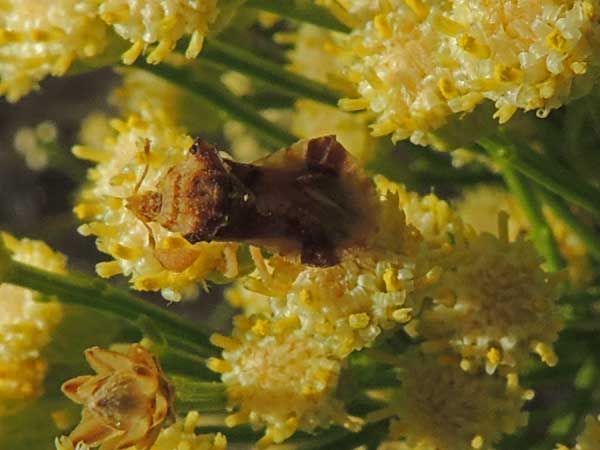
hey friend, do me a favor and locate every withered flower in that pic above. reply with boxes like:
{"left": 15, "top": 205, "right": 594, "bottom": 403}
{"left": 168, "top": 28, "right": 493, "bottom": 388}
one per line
{"left": 61, "top": 345, "right": 174, "bottom": 450}
{"left": 127, "top": 135, "right": 378, "bottom": 267}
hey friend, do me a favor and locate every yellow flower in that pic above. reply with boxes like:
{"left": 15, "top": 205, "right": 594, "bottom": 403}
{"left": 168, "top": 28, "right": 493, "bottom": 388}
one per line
{"left": 283, "top": 24, "right": 349, "bottom": 90}
{"left": 455, "top": 185, "right": 527, "bottom": 240}
{"left": 211, "top": 176, "right": 563, "bottom": 443}
{"left": 210, "top": 181, "right": 455, "bottom": 443}
{"left": 339, "top": 0, "right": 600, "bottom": 145}
{"left": 388, "top": 350, "right": 530, "bottom": 450}
{"left": 574, "top": 414, "right": 600, "bottom": 450}
{"left": 210, "top": 321, "right": 356, "bottom": 446}
{"left": 74, "top": 113, "right": 238, "bottom": 301}
{"left": 366, "top": 179, "right": 562, "bottom": 375}
{"left": 316, "top": 0, "right": 383, "bottom": 27}
{"left": 151, "top": 411, "right": 226, "bottom": 450}
{"left": 56, "top": 411, "right": 226, "bottom": 450}
{"left": 0, "top": 0, "right": 108, "bottom": 102}
{"left": 98, "top": 0, "right": 220, "bottom": 64}
{"left": 221, "top": 180, "right": 440, "bottom": 359}
{"left": 78, "top": 112, "right": 115, "bottom": 150}
{"left": 227, "top": 250, "right": 425, "bottom": 360}
{"left": 0, "top": 233, "right": 65, "bottom": 403}
{"left": 225, "top": 281, "right": 271, "bottom": 316}
{"left": 375, "top": 175, "right": 470, "bottom": 248}
{"left": 14, "top": 121, "right": 59, "bottom": 172}
{"left": 416, "top": 223, "right": 563, "bottom": 374}
{"left": 456, "top": 185, "right": 593, "bottom": 285}
{"left": 110, "top": 69, "right": 186, "bottom": 126}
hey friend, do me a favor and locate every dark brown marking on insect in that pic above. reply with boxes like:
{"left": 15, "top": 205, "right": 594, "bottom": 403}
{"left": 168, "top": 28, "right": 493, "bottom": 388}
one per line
{"left": 305, "top": 135, "right": 348, "bottom": 174}
{"left": 127, "top": 135, "right": 378, "bottom": 267}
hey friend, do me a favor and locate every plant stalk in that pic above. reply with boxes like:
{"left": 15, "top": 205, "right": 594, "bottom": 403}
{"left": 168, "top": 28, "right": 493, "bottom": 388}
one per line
{"left": 244, "top": 0, "right": 351, "bottom": 33}
{"left": 135, "top": 60, "right": 297, "bottom": 149}
{"left": 171, "top": 377, "right": 228, "bottom": 413}
{"left": 0, "top": 238, "right": 216, "bottom": 358}
{"left": 538, "top": 188, "right": 600, "bottom": 264}
{"left": 480, "top": 138, "right": 563, "bottom": 271}
{"left": 478, "top": 136, "right": 600, "bottom": 221}
{"left": 200, "top": 38, "right": 342, "bottom": 106}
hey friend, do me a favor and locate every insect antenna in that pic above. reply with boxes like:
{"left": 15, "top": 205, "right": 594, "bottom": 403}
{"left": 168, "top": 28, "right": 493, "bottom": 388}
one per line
{"left": 133, "top": 139, "right": 151, "bottom": 194}
{"left": 141, "top": 220, "right": 156, "bottom": 249}
{"left": 131, "top": 139, "right": 156, "bottom": 249}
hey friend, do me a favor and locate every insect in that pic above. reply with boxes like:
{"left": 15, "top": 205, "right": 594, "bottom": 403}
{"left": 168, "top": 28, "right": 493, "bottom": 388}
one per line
{"left": 127, "top": 135, "right": 378, "bottom": 267}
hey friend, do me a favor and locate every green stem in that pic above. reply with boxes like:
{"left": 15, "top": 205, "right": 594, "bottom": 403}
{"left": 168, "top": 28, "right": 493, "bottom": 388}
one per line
{"left": 0, "top": 239, "right": 216, "bottom": 357}
{"left": 492, "top": 156, "right": 564, "bottom": 271}
{"left": 148, "top": 343, "right": 219, "bottom": 381}
{"left": 170, "top": 377, "right": 228, "bottom": 413}
{"left": 196, "top": 425, "right": 262, "bottom": 443}
{"left": 538, "top": 188, "right": 600, "bottom": 264}
{"left": 135, "top": 60, "right": 296, "bottom": 149}
{"left": 478, "top": 136, "right": 600, "bottom": 220}
{"left": 296, "top": 421, "right": 389, "bottom": 450}
{"left": 244, "top": 0, "right": 351, "bottom": 33}
{"left": 200, "top": 38, "right": 342, "bottom": 106}
{"left": 585, "top": 96, "right": 600, "bottom": 142}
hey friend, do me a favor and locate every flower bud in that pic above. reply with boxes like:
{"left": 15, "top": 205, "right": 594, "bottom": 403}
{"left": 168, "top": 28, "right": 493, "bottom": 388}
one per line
{"left": 61, "top": 345, "right": 174, "bottom": 450}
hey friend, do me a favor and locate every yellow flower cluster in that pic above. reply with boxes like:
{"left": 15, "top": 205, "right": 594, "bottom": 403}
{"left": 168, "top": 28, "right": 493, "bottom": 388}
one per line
{"left": 416, "top": 227, "right": 562, "bottom": 375}
{"left": 56, "top": 411, "right": 227, "bottom": 450}
{"left": 378, "top": 178, "right": 563, "bottom": 374}
{"left": 0, "top": 233, "right": 65, "bottom": 404}
{"left": 0, "top": 0, "right": 107, "bottom": 102}
{"left": 556, "top": 415, "right": 600, "bottom": 450}
{"left": 375, "top": 176, "right": 469, "bottom": 247}
{"left": 110, "top": 69, "right": 186, "bottom": 126}
{"left": 98, "top": 0, "right": 219, "bottom": 64}
{"left": 0, "top": 0, "right": 226, "bottom": 102}
{"left": 210, "top": 325, "right": 352, "bottom": 446}
{"left": 456, "top": 185, "right": 593, "bottom": 285}
{"left": 210, "top": 176, "right": 561, "bottom": 445}
{"left": 316, "top": 0, "right": 383, "bottom": 27}
{"left": 151, "top": 411, "right": 227, "bottom": 450}
{"left": 73, "top": 113, "right": 238, "bottom": 301}
{"left": 337, "top": 0, "right": 600, "bottom": 145}
{"left": 209, "top": 184, "right": 440, "bottom": 443}
{"left": 388, "top": 350, "right": 530, "bottom": 450}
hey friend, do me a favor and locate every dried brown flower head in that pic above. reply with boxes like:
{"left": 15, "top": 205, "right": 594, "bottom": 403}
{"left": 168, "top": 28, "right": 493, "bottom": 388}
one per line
{"left": 127, "top": 135, "right": 378, "bottom": 267}
{"left": 61, "top": 344, "right": 174, "bottom": 450}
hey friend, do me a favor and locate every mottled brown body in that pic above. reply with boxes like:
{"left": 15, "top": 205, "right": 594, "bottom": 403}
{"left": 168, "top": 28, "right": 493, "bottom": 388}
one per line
{"left": 128, "top": 136, "right": 377, "bottom": 266}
